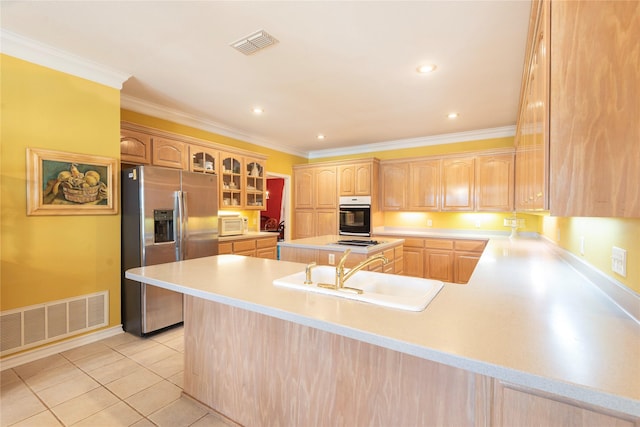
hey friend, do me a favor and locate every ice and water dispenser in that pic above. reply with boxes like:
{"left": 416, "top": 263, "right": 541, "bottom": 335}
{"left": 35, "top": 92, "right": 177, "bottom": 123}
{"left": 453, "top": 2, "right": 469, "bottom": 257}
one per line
{"left": 153, "top": 209, "right": 174, "bottom": 243}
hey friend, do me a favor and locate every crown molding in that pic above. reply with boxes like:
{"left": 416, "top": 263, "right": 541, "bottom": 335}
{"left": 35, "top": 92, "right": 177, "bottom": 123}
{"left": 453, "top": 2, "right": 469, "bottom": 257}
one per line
{"left": 120, "top": 94, "right": 309, "bottom": 159}
{"left": 307, "top": 126, "right": 517, "bottom": 159}
{"left": 0, "top": 29, "right": 130, "bottom": 89}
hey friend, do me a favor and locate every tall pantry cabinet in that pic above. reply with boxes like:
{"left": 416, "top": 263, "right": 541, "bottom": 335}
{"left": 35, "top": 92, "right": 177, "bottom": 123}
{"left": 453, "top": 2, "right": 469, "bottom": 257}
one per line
{"left": 293, "top": 165, "right": 338, "bottom": 239}
{"left": 515, "top": 0, "right": 640, "bottom": 217}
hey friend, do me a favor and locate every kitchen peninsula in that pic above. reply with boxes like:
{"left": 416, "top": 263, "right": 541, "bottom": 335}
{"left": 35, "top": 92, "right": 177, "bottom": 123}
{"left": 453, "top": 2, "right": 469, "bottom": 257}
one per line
{"left": 277, "top": 235, "right": 405, "bottom": 274}
{"left": 125, "top": 237, "right": 640, "bottom": 426}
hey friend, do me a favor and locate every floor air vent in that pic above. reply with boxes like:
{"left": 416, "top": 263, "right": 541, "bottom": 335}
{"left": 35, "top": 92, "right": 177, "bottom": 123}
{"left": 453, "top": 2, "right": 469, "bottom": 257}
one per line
{"left": 0, "top": 291, "right": 108, "bottom": 356}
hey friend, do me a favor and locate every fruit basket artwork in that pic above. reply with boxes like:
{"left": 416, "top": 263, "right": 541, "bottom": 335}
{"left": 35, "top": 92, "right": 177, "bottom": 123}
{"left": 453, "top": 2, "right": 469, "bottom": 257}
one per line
{"left": 26, "top": 148, "right": 118, "bottom": 216}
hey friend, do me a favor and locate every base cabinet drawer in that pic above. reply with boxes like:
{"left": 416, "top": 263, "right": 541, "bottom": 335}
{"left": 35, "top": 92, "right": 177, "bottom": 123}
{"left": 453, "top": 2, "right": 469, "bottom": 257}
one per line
{"left": 219, "top": 236, "right": 278, "bottom": 259}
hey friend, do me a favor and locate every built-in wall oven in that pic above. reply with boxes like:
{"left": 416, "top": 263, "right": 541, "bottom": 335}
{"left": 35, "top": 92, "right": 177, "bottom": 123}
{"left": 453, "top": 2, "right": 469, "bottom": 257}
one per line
{"left": 339, "top": 196, "right": 371, "bottom": 236}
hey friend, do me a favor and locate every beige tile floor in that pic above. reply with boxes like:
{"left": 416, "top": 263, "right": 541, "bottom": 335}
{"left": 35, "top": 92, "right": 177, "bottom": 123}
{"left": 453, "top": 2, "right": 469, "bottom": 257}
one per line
{"left": 1, "top": 326, "right": 237, "bottom": 427}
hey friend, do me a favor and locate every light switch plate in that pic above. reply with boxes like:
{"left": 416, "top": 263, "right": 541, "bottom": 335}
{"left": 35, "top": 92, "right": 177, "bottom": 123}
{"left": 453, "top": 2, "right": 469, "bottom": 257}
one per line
{"left": 611, "top": 246, "right": 627, "bottom": 277}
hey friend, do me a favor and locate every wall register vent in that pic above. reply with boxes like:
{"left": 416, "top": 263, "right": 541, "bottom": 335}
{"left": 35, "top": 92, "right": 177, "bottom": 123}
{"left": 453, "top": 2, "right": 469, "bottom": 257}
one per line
{"left": 230, "top": 30, "right": 278, "bottom": 55}
{"left": 0, "top": 291, "right": 108, "bottom": 356}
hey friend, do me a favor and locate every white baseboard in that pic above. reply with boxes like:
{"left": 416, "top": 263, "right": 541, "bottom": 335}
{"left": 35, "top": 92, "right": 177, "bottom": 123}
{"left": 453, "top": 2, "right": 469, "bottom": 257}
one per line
{"left": 0, "top": 325, "right": 124, "bottom": 371}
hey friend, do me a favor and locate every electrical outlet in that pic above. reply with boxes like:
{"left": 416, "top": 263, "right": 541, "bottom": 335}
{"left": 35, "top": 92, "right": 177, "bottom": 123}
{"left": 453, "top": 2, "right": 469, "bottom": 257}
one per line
{"left": 580, "top": 236, "right": 585, "bottom": 255}
{"left": 475, "top": 220, "right": 481, "bottom": 228}
{"left": 427, "top": 219, "right": 433, "bottom": 227}
{"left": 611, "top": 247, "right": 627, "bottom": 277}
{"left": 328, "top": 253, "right": 335, "bottom": 265}
{"left": 504, "top": 218, "right": 511, "bottom": 227}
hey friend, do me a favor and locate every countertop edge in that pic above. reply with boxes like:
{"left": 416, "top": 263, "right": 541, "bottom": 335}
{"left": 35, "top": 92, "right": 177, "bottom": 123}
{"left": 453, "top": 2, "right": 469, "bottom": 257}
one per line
{"left": 125, "top": 253, "right": 640, "bottom": 417}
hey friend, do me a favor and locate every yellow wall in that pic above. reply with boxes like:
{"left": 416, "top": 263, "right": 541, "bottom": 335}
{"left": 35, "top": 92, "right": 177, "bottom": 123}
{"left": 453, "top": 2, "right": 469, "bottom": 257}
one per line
{"left": 1, "top": 56, "right": 121, "bottom": 328}
{"left": 542, "top": 216, "right": 640, "bottom": 293}
{"left": 383, "top": 212, "right": 540, "bottom": 233}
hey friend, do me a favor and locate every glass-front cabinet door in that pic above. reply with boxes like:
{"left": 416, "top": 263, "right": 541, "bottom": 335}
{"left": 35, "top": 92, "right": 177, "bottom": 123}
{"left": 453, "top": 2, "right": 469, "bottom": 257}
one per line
{"left": 245, "top": 158, "right": 266, "bottom": 210}
{"left": 189, "top": 146, "right": 218, "bottom": 175}
{"left": 220, "top": 152, "right": 242, "bottom": 208}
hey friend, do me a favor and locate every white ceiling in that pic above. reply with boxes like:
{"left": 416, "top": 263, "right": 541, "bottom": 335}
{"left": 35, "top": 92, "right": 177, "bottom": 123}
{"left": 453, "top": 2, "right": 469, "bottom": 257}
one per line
{"left": 1, "top": 1, "right": 531, "bottom": 158}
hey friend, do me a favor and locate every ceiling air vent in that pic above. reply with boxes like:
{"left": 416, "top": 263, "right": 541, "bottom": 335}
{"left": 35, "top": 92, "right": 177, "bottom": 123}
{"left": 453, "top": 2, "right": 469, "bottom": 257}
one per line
{"left": 230, "top": 30, "right": 278, "bottom": 55}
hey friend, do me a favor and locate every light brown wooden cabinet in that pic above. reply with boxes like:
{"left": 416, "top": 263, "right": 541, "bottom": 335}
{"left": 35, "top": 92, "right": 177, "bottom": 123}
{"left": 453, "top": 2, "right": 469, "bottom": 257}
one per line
{"left": 120, "top": 123, "right": 268, "bottom": 210}
{"left": 400, "top": 238, "right": 425, "bottom": 278}
{"left": 476, "top": 153, "right": 515, "bottom": 212}
{"left": 218, "top": 235, "right": 278, "bottom": 259}
{"left": 219, "top": 152, "right": 243, "bottom": 208}
{"left": 189, "top": 146, "right": 218, "bottom": 176}
{"left": 384, "top": 235, "right": 486, "bottom": 284}
{"left": 516, "top": 0, "right": 640, "bottom": 217}
{"left": 380, "top": 162, "right": 408, "bottom": 210}
{"left": 339, "top": 162, "right": 373, "bottom": 196}
{"left": 293, "top": 165, "right": 338, "bottom": 238}
{"left": 441, "top": 157, "right": 475, "bottom": 211}
{"left": 152, "top": 137, "right": 188, "bottom": 170}
{"left": 492, "top": 381, "right": 639, "bottom": 427}
{"left": 244, "top": 158, "right": 266, "bottom": 210}
{"left": 380, "top": 150, "right": 513, "bottom": 213}
{"left": 279, "top": 243, "right": 404, "bottom": 275}
{"left": 120, "top": 129, "right": 151, "bottom": 165}
{"left": 409, "top": 159, "right": 440, "bottom": 211}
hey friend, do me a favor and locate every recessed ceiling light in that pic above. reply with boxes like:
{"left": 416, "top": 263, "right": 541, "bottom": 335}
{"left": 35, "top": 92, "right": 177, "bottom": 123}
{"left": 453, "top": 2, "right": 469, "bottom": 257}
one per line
{"left": 317, "top": 134, "right": 326, "bottom": 140}
{"left": 447, "top": 112, "right": 459, "bottom": 119}
{"left": 417, "top": 64, "right": 437, "bottom": 74}
{"left": 252, "top": 107, "right": 264, "bottom": 114}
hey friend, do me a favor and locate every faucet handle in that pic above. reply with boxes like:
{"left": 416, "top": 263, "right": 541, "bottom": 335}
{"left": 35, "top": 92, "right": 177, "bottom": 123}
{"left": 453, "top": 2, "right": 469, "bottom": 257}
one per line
{"left": 304, "top": 262, "right": 317, "bottom": 285}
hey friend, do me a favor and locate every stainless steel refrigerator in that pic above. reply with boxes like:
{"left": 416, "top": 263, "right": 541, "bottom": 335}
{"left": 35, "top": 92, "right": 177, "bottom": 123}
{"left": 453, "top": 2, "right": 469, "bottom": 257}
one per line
{"left": 121, "top": 165, "right": 218, "bottom": 336}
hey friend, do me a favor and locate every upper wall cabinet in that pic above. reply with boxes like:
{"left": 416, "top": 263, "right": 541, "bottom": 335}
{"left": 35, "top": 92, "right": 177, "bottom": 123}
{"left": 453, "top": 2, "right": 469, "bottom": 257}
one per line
{"left": 441, "top": 157, "right": 475, "bottom": 211}
{"left": 121, "top": 129, "right": 151, "bottom": 165}
{"left": 409, "top": 159, "right": 440, "bottom": 211}
{"left": 380, "top": 150, "right": 513, "bottom": 212}
{"left": 380, "top": 162, "right": 408, "bottom": 211}
{"left": 120, "top": 122, "right": 268, "bottom": 210}
{"left": 152, "top": 137, "right": 188, "bottom": 170}
{"left": 515, "top": 0, "right": 640, "bottom": 217}
{"left": 245, "top": 158, "right": 266, "bottom": 210}
{"left": 476, "top": 153, "right": 514, "bottom": 212}
{"left": 339, "top": 162, "right": 374, "bottom": 196}
{"left": 189, "top": 146, "right": 218, "bottom": 175}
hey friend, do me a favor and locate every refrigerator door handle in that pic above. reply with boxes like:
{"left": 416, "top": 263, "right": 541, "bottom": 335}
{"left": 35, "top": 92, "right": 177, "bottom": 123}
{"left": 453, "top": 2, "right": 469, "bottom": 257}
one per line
{"left": 175, "top": 191, "right": 183, "bottom": 261}
{"left": 181, "top": 191, "right": 189, "bottom": 260}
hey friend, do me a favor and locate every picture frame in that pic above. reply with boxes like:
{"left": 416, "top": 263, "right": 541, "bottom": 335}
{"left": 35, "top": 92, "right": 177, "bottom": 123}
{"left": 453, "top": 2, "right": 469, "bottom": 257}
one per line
{"left": 26, "top": 148, "right": 118, "bottom": 216}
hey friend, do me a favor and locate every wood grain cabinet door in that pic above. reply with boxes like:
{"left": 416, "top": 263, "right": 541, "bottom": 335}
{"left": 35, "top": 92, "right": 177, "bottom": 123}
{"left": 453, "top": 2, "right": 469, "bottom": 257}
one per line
{"left": 152, "top": 137, "right": 188, "bottom": 169}
{"left": 441, "top": 157, "right": 475, "bottom": 211}
{"left": 294, "top": 169, "right": 314, "bottom": 209}
{"left": 120, "top": 129, "right": 151, "bottom": 165}
{"left": 409, "top": 159, "right": 440, "bottom": 211}
{"left": 476, "top": 154, "right": 514, "bottom": 212}
{"left": 424, "top": 250, "right": 453, "bottom": 282}
{"left": 380, "top": 163, "right": 408, "bottom": 210}
{"left": 314, "top": 167, "right": 337, "bottom": 209}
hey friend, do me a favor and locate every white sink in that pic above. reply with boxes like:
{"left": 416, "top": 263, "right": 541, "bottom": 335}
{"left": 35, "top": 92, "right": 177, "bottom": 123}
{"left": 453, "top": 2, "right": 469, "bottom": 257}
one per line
{"left": 273, "top": 266, "right": 444, "bottom": 311}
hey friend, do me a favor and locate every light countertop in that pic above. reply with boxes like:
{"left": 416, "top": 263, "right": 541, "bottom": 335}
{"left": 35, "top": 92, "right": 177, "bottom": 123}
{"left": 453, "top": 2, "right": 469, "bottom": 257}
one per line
{"left": 125, "top": 237, "right": 640, "bottom": 417}
{"left": 277, "top": 234, "right": 404, "bottom": 253}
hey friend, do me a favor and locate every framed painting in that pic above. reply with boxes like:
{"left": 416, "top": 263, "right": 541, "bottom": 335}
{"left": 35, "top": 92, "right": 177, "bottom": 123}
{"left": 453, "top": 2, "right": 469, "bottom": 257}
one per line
{"left": 26, "top": 148, "right": 118, "bottom": 215}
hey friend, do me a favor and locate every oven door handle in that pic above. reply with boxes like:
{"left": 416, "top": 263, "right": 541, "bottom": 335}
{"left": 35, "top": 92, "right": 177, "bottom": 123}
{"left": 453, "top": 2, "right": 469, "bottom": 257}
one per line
{"left": 339, "top": 204, "right": 371, "bottom": 209}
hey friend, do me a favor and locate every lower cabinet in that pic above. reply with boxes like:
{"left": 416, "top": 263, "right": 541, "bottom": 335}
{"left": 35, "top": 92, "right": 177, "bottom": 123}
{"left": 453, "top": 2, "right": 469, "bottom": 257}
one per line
{"left": 294, "top": 209, "right": 337, "bottom": 239}
{"left": 425, "top": 250, "right": 454, "bottom": 283}
{"left": 492, "top": 381, "right": 639, "bottom": 427}
{"left": 218, "top": 235, "right": 278, "bottom": 259}
{"left": 279, "top": 244, "right": 403, "bottom": 274}
{"left": 388, "top": 236, "right": 486, "bottom": 284}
